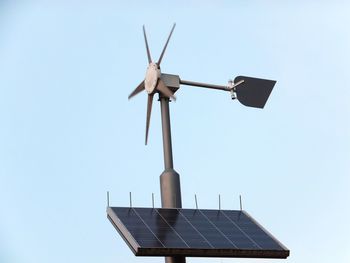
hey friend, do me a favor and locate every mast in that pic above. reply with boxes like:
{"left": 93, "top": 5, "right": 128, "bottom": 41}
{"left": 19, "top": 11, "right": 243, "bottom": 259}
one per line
{"left": 159, "top": 95, "right": 185, "bottom": 263}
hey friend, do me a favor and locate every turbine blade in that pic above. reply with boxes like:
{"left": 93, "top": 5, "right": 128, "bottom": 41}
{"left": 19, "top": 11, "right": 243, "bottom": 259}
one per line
{"left": 145, "top": 93, "right": 154, "bottom": 145}
{"left": 143, "top": 25, "right": 152, "bottom": 63}
{"left": 157, "top": 79, "right": 176, "bottom": 101}
{"left": 128, "top": 81, "right": 145, "bottom": 99}
{"left": 157, "top": 23, "right": 176, "bottom": 66}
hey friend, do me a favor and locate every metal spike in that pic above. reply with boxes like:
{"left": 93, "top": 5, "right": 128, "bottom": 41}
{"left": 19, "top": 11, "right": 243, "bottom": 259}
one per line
{"left": 143, "top": 25, "right": 152, "bottom": 64}
{"left": 107, "top": 191, "right": 110, "bottom": 207}
{"left": 129, "top": 192, "right": 132, "bottom": 207}
{"left": 145, "top": 93, "right": 154, "bottom": 145}
{"left": 157, "top": 23, "right": 176, "bottom": 66}
{"left": 195, "top": 194, "right": 198, "bottom": 209}
{"left": 157, "top": 79, "right": 176, "bottom": 100}
{"left": 128, "top": 81, "right": 145, "bottom": 99}
{"left": 239, "top": 195, "right": 243, "bottom": 211}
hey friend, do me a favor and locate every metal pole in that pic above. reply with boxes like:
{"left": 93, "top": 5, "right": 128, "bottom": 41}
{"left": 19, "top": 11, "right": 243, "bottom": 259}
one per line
{"left": 159, "top": 95, "right": 185, "bottom": 263}
{"left": 160, "top": 97, "right": 174, "bottom": 170}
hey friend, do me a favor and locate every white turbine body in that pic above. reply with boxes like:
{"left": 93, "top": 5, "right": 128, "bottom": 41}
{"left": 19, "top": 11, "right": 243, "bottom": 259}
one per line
{"left": 145, "top": 63, "right": 160, "bottom": 94}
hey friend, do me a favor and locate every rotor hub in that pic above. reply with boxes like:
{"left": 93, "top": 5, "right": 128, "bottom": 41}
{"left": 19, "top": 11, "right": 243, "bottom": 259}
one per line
{"left": 145, "top": 63, "right": 160, "bottom": 94}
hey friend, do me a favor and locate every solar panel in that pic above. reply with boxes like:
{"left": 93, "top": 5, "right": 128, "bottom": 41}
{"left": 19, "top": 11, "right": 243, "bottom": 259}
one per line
{"left": 107, "top": 207, "right": 289, "bottom": 258}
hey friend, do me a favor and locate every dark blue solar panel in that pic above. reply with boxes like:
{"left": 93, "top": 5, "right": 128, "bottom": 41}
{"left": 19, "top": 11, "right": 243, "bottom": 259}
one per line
{"left": 107, "top": 207, "right": 289, "bottom": 258}
{"left": 200, "top": 209, "right": 261, "bottom": 249}
{"left": 180, "top": 209, "right": 233, "bottom": 248}
{"left": 223, "top": 210, "right": 283, "bottom": 250}
{"left": 156, "top": 208, "right": 211, "bottom": 249}
{"left": 134, "top": 208, "right": 187, "bottom": 248}
{"left": 112, "top": 207, "right": 164, "bottom": 248}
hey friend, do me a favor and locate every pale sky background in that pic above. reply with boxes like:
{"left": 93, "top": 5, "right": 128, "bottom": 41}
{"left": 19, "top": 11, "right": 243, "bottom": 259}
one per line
{"left": 0, "top": 1, "right": 349, "bottom": 263}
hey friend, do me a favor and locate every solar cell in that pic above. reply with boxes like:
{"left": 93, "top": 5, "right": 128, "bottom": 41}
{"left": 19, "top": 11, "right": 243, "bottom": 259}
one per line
{"left": 107, "top": 207, "right": 289, "bottom": 258}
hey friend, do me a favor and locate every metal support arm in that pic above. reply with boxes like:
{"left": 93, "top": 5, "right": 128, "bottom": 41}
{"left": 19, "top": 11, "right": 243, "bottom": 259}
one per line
{"left": 180, "top": 79, "right": 229, "bottom": 91}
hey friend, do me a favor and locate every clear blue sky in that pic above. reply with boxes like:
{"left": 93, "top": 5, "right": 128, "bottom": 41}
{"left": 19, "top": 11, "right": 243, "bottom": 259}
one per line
{"left": 0, "top": 1, "right": 349, "bottom": 263}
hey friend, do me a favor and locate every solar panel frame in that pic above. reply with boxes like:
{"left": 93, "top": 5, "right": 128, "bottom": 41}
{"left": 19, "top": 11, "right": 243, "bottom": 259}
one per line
{"left": 107, "top": 207, "right": 289, "bottom": 258}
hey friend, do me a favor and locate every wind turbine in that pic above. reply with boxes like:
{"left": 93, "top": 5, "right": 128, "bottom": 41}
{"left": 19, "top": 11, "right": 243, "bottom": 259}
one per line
{"left": 128, "top": 23, "right": 276, "bottom": 145}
